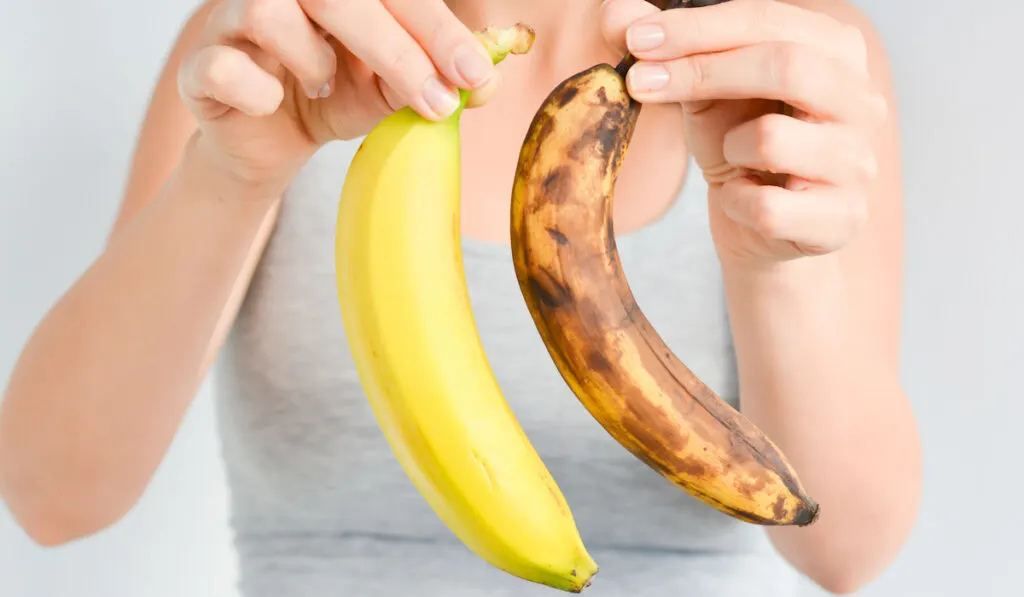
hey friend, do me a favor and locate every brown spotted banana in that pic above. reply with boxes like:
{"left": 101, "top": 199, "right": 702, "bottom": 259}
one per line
{"left": 509, "top": 2, "right": 820, "bottom": 527}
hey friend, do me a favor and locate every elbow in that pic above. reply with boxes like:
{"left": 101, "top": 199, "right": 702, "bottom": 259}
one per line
{"left": 15, "top": 515, "right": 89, "bottom": 549}
{"left": 794, "top": 505, "right": 921, "bottom": 595}
{"left": 806, "top": 568, "right": 877, "bottom": 596}
{"left": 793, "top": 544, "right": 903, "bottom": 595}
{"left": 794, "top": 508, "right": 921, "bottom": 596}
{"left": 782, "top": 485, "right": 922, "bottom": 596}
{"left": 0, "top": 451, "right": 140, "bottom": 548}
{"left": 2, "top": 481, "right": 134, "bottom": 548}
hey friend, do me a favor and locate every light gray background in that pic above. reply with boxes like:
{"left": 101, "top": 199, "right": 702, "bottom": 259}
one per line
{"left": 1, "top": 1, "right": 1019, "bottom": 596}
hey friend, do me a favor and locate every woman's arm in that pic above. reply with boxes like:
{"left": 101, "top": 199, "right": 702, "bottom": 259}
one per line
{"left": 723, "top": 3, "right": 921, "bottom": 593}
{"left": 0, "top": 1, "right": 283, "bottom": 546}
{"left": 609, "top": 0, "right": 922, "bottom": 586}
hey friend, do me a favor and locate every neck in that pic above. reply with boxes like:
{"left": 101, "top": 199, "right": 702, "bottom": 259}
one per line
{"left": 448, "top": 0, "right": 599, "bottom": 28}
{"left": 448, "top": 0, "right": 621, "bottom": 77}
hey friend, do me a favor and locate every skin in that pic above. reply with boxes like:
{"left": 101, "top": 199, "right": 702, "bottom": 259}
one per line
{"left": 0, "top": 0, "right": 921, "bottom": 594}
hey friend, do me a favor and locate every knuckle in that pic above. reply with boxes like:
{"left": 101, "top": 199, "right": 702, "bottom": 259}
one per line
{"left": 682, "top": 55, "right": 710, "bottom": 97}
{"left": 842, "top": 24, "right": 869, "bottom": 69}
{"left": 750, "top": 0, "right": 785, "bottom": 39}
{"left": 680, "top": 10, "right": 705, "bottom": 48}
{"left": 198, "top": 47, "right": 241, "bottom": 91}
{"left": 239, "top": 0, "right": 278, "bottom": 41}
{"left": 301, "top": 0, "right": 337, "bottom": 16}
{"left": 384, "top": 44, "right": 429, "bottom": 93}
{"left": 847, "top": 194, "right": 870, "bottom": 233}
{"left": 748, "top": 187, "right": 781, "bottom": 238}
{"left": 753, "top": 115, "right": 786, "bottom": 165}
{"left": 855, "top": 150, "right": 879, "bottom": 183}
{"left": 768, "top": 42, "right": 805, "bottom": 92}
{"left": 867, "top": 90, "right": 889, "bottom": 126}
{"left": 431, "top": 19, "right": 470, "bottom": 54}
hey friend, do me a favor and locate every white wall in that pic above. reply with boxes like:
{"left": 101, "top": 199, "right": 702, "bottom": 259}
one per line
{"left": 1, "top": 1, "right": 1020, "bottom": 596}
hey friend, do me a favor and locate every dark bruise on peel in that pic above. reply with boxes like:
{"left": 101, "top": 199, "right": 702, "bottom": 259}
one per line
{"left": 546, "top": 227, "right": 569, "bottom": 245}
{"left": 558, "top": 86, "right": 579, "bottom": 107}
{"left": 567, "top": 89, "right": 634, "bottom": 163}
{"left": 584, "top": 348, "right": 614, "bottom": 375}
{"left": 526, "top": 269, "right": 572, "bottom": 310}
{"left": 773, "top": 495, "right": 788, "bottom": 521}
{"left": 541, "top": 166, "right": 574, "bottom": 205}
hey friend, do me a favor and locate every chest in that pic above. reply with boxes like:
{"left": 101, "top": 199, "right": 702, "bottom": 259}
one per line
{"left": 214, "top": 140, "right": 739, "bottom": 532}
{"left": 457, "top": 100, "right": 690, "bottom": 244}
{"left": 233, "top": 139, "right": 734, "bottom": 403}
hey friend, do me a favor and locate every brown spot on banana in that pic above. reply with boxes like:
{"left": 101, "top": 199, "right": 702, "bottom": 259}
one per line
{"left": 510, "top": 59, "right": 819, "bottom": 527}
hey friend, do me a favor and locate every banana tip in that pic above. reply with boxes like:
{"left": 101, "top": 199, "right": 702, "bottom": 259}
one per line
{"left": 570, "top": 567, "right": 598, "bottom": 593}
{"left": 796, "top": 502, "right": 821, "bottom": 527}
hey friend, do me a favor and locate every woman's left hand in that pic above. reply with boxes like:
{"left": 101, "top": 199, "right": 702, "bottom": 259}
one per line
{"left": 601, "top": 0, "right": 889, "bottom": 267}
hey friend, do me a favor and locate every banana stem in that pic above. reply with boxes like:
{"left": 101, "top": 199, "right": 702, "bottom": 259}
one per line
{"left": 452, "top": 23, "right": 537, "bottom": 113}
{"left": 615, "top": 0, "right": 705, "bottom": 77}
{"left": 473, "top": 23, "right": 537, "bottom": 65}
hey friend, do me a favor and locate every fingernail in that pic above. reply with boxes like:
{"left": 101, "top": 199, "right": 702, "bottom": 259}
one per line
{"left": 423, "top": 77, "right": 460, "bottom": 118}
{"left": 306, "top": 79, "right": 332, "bottom": 99}
{"left": 628, "top": 63, "right": 670, "bottom": 93}
{"left": 317, "top": 80, "right": 333, "bottom": 99}
{"left": 627, "top": 23, "right": 665, "bottom": 52}
{"left": 453, "top": 44, "right": 493, "bottom": 88}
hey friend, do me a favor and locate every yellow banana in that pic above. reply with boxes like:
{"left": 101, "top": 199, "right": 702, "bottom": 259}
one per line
{"left": 334, "top": 23, "right": 597, "bottom": 593}
{"left": 509, "top": 50, "right": 821, "bottom": 527}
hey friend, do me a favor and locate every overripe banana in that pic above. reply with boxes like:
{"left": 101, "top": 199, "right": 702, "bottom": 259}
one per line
{"left": 334, "top": 24, "right": 597, "bottom": 593}
{"left": 509, "top": 2, "right": 821, "bottom": 527}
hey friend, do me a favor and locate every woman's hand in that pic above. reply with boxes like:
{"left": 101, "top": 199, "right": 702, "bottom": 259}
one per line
{"left": 177, "top": 0, "right": 500, "bottom": 194}
{"left": 602, "top": 0, "right": 889, "bottom": 267}
{"left": 604, "top": 4, "right": 919, "bottom": 592}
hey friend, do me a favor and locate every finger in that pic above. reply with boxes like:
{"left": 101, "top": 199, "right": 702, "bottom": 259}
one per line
{"left": 179, "top": 44, "right": 285, "bottom": 119}
{"left": 376, "top": 77, "right": 405, "bottom": 112}
{"left": 722, "top": 113, "right": 877, "bottom": 186}
{"left": 626, "top": 41, "right": 887, "bottom": 126}
{"left": 301, "top": 0, "right": 460, "bottom": 120}
{"left": 206, "top": 0, "right": 337, "bottom": 100}
{"left": 624, "top": 0, "right": 868, "bottom": 75}
{"left": 383, "top": 0, "right": 496, "bottom": 90}
{"left": 600, "top": 0, "right": 662, "bottom": 55}
{"left": 719, "top": 175, "right": 868, "bottom": 255}
{"left": 465, "top": 71, "right": 503, "bottom": 109}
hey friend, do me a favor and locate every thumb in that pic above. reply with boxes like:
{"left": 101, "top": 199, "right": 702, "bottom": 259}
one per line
{"left": 600, "top": 0, "right": 662, "bottom": 55}
{"left": 465, "top": 71, "right": 503, "bottom": 109}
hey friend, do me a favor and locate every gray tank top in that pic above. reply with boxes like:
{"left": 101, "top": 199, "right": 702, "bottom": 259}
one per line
{"left": 212, "top": 137, "right": 801, "bottom": 596}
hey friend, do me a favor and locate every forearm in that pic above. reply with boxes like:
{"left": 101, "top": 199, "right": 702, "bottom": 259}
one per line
{"left": 0, "top": 140, "right": 281, "bottom": 545}
{"left": 722, "top": 256, "right": 921, "bottom": 593}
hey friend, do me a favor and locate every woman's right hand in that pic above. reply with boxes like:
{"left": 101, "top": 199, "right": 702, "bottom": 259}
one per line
{"left": 177, "top": 0, "right": 499, "bottom": 194}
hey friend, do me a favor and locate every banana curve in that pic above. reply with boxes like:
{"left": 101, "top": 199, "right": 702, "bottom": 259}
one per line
{"left": 334, "top": 25, "right": 599, "bottom": 593}
{"left": 510, "top": 60, "right": 820, "bottom": 527}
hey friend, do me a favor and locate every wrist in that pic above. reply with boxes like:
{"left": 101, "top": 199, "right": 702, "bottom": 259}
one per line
{"left": 721, "top": 255, "right": 845, "bottom": 297}
{"left": 177, "top": 132, "right": 294, "bottom": 205}
{"left": 720, "top": 256, "right": 853, "bottom": 335}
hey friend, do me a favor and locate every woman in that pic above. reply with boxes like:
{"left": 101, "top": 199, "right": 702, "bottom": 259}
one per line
{"left": 0, "top": 0, "right": 922, "bottom": 594}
